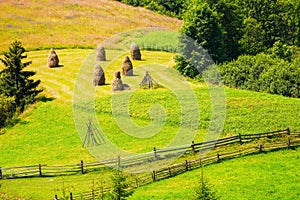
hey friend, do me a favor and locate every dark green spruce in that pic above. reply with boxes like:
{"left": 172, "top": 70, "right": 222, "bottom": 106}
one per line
{"left": 0, "top": 41, "right": 42, "bottom": 127}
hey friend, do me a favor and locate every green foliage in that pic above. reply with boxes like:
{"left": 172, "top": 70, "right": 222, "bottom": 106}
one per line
{"left": 0, "top": 41, "right": 42, "bottom": 112}
{"left": 269, "top": 40, "right": 293, "bottom": 61}
{"left": 174, "top": 2, "right": 225, "bottom": 78}
{"left": 239, "top": 17, "right": 266, "bottom": 55}
{"left": 110, "top": 170, "right": 133, "bottom": 200}
{"left": 175, "top": 0, "right": 243, "bottom": 79}
{"left": 239, "top": 0, "right": 285, "bottom": 49}
{"left": 174, "top": 55, "right": 200, "bottom": 78}
{"left": 194, "top": 164, "right": 219, "bottom": 200}
{"left": 181, "top": 2, "right": 225, "bottom": 63}
{"left": 194, "top": 179, "right": 219, "bottom": 200}
{"left": 117, "top": 0, "right": 188, "bottom": 18}
{"left": 219, "top": 53, "right": 300, "bottom": 97}
{"left": 0, "top": 94, "right": 15, "bottom": 128}
{"left": 207, "top": 0, "right": 243, "bottom": 60}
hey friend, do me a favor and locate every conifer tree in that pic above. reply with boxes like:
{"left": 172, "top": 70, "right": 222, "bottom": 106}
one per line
{"left": 194, "top": 161, "right": 219, "bottom": 200}
{"left": 0, "top": 94, "right": 15, "bottom": 128}
{"left": 0, "top": 41, "right": 42, "bottom": 112}
{"left": 110, "top": 170, "right": 133, "bottom": 200}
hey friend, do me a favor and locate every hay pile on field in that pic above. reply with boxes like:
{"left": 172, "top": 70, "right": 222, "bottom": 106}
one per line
{"left": 47, "top": 48, "right": 59, "bottom": 68}
{"left": 93, "top": 64, "right": 105, "bottom": 86}
{"left": 122, "top": 56, "right": 133, "bottom": 76}
{"left": 130, "top": 43, "right": 141, "bottom": 60}
{"left": 111, "top": 71, "right": 130, "bottom": 91}
{"left": 112, "top": 71, "right": 123, "bottom": 91}
{"left": 96, "top": 45, "right": 106, "bottom": 61}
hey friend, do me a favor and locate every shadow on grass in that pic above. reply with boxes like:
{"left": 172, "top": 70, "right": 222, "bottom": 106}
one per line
{"left": 50, "top": 64, "right": 64, "bottom": 68}
{"left": 38, "top": 96, "right": 55, "bottom": 102}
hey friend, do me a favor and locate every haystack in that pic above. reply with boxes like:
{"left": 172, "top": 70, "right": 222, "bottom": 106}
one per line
{"left": 47, "top": 48, "right": 59, "bottom": 68}
{"left": 93, "top": 64, "right": 105, "bottom": 86}
{"left": 96, "top": 45, "right": 106, "bottom": 61}
{"left": 122, "top": 56, "right": 133, "bottom": 76}
{"left": 112, "top": 71, "right": 124, "bottom": 91}
{"left": 130, "top": 43, "right": 141, "bottom": 60}
{"left": 111, "top": 71, "right": 130, "bottom": 91}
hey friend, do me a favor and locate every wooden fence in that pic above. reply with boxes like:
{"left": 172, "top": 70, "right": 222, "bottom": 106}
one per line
{"left": 71, "top": 129, "right": 300, "bottom": 199}
{"left": 0, "top": 128, "right": 299, "bottom": 199}
{"left": 0, "top": 128, "right": 293, "bottom": 180}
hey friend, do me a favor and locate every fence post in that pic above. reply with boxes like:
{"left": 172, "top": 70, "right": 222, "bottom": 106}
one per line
{"left": 185, "top": 160, "right": 189, "bottom": 171}
{"left": 118, "top": 155, "right": 121, "bottom": 169}
{"left": 287, "top": 127, "right": 291, "bottom": 135}
{"left": 38, "top": 164, "right": 42, "bottom": 177}
{"left": 80, "top": 160, "right": 84, "bottom": 174}
{"left": 238, "top": 133, "right": 242, "bottom": 144}
{"left": 152, "top": 171, "right": 156, "bottom": 182}
{"left": 287, "top": 138, "right": 291, "bottom": 149}
{"left": 0, "top": 167, "right": 2, "bottom": 179}
{"left": 153, "top": 147, "right": 157, "bottom": 159}
{"left": 70, "top": 192, "right": 73, "bottom": 200}
{"left": 217, "top": 154, "right": 220, "bottom": 162}
{"left": 168, "top": 167, "right": 172, "bottom": 177}
{"left": 259, "top": 144, "right": 263, "bottom": 153}
{"left": 191, "top": 141, "right": 195, "bottom": 153}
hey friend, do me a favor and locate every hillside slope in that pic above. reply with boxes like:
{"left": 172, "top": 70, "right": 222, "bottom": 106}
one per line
{"left": 0, "top": 0, "right": 182, "bottom": 51}
{"left": 129, "top": 148, "right": 300, "bottom": 200}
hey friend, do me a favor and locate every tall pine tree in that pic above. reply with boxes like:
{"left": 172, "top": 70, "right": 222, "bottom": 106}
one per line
{"left": 0, "top": 41, "right": 42, "bottom": 112}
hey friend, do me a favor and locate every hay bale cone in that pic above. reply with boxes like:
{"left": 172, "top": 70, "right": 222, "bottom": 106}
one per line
{"left": 112, "top": 71, "right": 124, "bottom": 91}
{"left": 96, "top": 45, "right": 106, "bottom": 61}
{"left": 122, "top": 56, "right": 133, "bottom": 76}
{"left": 47, "top": 48, "right": 59, "bottom": 68}
{"left": 130, "top": 43, "right": 141, "bottom": 60}
{"left": 93, "top": 64, "right": 105, "bottom": 86}
{"left": 111, "top": 71, "right": 130, "bottom": 91}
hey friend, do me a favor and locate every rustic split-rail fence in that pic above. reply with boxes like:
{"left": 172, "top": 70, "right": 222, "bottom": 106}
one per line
{"left": 0, "top": 128, "right": 299, "bottom": 200}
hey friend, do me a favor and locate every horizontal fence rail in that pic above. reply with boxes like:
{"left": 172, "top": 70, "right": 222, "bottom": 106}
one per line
{"left": 0, "top": 128, "right": 299, "bottom": 200}
{"left": 70, "top": 136, "right": 300, "bottom": 200}
{"left": 0, "top": 128, "right": 294, "bottom": 180}
{"left": 66, "top": 128, "right": 300, "bottom": 200}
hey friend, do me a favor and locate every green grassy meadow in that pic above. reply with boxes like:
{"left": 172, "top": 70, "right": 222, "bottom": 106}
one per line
{"left": 129, "top": 148, "right": 300, "bottom": 200}
{"left": 0, "top": 48, "right": 299, "bottom": 198}
{"left": 1, "top": 48, "right": 299, "bottom": 166}
{"left": 0, "top": 0, "right": 299, "bottom": 199}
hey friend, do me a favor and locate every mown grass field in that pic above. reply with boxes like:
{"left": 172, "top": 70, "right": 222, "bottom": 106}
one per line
{"left": 1, "top": 48, "right": 299, "bottom": 166}
{"left": 0, "top": 48, "right": 299, "bottom": 199}
{"left": 0, "top": 0, "right": 299, "bottom": 199}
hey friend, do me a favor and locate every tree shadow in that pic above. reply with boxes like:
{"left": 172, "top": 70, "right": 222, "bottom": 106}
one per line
{"left": 38, "top": 95, "right": 55, "bottom": 102}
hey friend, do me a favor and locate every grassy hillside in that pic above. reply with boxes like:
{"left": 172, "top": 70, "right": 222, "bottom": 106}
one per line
{"left": 0, "top": 0, "right": 181, "bottom": 51}
{"left": 129, "top": 148, "right": 300, "bottom": 200}
{"left": 0, "top": 47, "right": 299, "bottom": 167}
{"left": 0, "top": 1, "right": 299, "bottom": 199}
{"left": 0, "top": 46, "right": 299, "bottom": 198}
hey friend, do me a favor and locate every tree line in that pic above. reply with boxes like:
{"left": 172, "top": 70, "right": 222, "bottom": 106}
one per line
{"left": 119, "top": 0, "right": 300, "bottom": 98}
{"left": 116, "top": 0, "right": 189, "bottom": 18}
{"left": 0, "top": 41, "right": 41, "bottom": 129}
